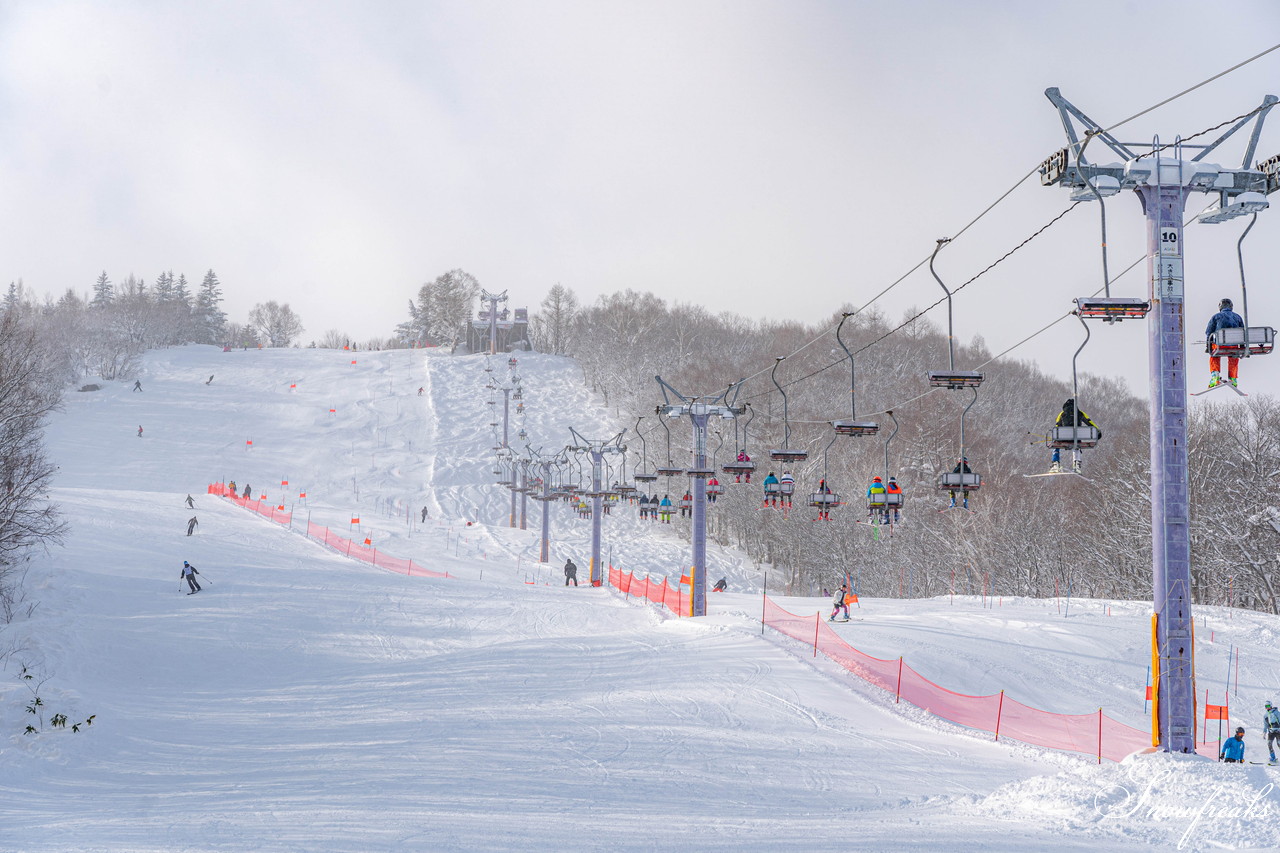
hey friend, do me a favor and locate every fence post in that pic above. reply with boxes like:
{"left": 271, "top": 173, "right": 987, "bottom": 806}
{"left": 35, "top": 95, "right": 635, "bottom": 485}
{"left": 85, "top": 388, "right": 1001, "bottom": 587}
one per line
{"left": 895, "top": 657, "right": 903, "bottom": 704}
{"left": 994, "top": 690, "right": 1005, "bottom": 741}
{"left": 1097, "top": 708, "right": 1103, "bottom": 764}
{"left": 813, "top": 613, "right": 820, "bottom": 657}
{"left": 761, "top": 578, "right": 767, "bottom": 636}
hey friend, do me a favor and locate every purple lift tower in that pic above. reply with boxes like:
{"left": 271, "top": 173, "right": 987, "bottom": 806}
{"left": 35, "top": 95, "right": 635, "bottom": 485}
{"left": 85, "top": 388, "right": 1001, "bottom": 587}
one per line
{"left": 1040, "top": 88, "right": 1278, "bottom": 753}
{"left": 656, "top": 378, "right": 743, "bottom": 617}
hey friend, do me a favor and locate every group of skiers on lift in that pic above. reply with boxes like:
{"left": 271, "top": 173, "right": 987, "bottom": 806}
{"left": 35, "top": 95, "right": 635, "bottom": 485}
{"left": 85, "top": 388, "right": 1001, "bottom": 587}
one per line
{"left": 1220, "top": 700, "right": 1280, "bottom": 764}
{"left": 619, "top": 299, "right": 1244, "bottom": 526}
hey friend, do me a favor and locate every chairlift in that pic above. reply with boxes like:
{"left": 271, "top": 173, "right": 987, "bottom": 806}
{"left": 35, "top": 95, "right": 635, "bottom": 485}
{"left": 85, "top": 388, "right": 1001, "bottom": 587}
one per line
{"left": 655, "top": 409, "right": 685, "bottom": 477}
{"left": 1071, "top": 135, "right": 1151, "bottom": 323}
{"left": 631, "top": 417, "right": 659, "bottom": 483}
{"left": 768, "top": 358, "right": 808, "bottom": 463}
{"left": 864, "top": 411, "right": 903, "bottom": 525}
{"left": 807, "top": 436, "right": 842, "bottom": 520}
{"left": 928, "top": 240, "right": 982, "bottom": 506}
{"left": 833, "top": 312, "right": 880, "bottom": 436}
{"left": 722, "top": 403, "right": 757, "bottom": 481}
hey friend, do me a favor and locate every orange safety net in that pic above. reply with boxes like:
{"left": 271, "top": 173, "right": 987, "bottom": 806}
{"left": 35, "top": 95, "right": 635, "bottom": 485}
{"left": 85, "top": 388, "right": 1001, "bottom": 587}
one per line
{"left": 208, "top": 483, "right": 448, "bottom": 578}
{"left": 757, "top": 593, "right": 1220, "bottom": 763}
{"left": 608, "top": 566, "right": 686, "bottom": 618}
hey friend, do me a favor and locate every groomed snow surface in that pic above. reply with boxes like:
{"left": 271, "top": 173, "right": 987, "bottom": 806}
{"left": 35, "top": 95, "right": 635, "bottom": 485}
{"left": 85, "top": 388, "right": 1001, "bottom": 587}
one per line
{"left": 1, "top": 346, "right": 1277, "bottom": 852}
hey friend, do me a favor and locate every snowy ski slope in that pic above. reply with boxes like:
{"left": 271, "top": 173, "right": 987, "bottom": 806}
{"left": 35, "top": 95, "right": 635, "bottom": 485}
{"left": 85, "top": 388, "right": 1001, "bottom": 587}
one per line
{"left": 0, "top": 345, "right": 1276, "bottom": 852}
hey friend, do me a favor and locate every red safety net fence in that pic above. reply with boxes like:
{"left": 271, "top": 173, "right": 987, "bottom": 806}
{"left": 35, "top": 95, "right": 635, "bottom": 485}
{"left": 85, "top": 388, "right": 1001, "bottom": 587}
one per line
{"left": 208, "top": 483, "right": 448, "bottom": 578}
{"left": 608, "top": 566, "right": 688, "bottom": 617}
{"left": 763, "top": 594, "right": 1219, "bottom": 763}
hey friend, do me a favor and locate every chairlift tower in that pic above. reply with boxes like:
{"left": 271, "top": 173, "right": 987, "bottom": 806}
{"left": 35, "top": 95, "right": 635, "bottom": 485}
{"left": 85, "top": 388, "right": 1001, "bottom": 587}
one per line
{"left": 1041, "top": 87, "right": 1278, "bottom": 754}
{"left": 568, "top": 428, "right": 626, "bottom": 585}
{"left": 481, "top": 289, "right": 508, "bottom": 355}
{"left": 656, "top": 378, "right": 744, "bottom": 617}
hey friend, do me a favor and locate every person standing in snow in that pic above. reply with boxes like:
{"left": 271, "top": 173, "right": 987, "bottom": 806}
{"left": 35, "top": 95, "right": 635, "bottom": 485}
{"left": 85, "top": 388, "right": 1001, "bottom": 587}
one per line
{"left": 181, "top": 561, "right": 202, "bottom": 594}
{"left": 1221, "top": 727, "right": 1247, "bottom": 762}
{"left": 1264, "top": 701, "right": 1280, "bottom": 762}
{"left": 564, "top": 558, "right": 578, "bottom": 587}
{"left": 137, "top": 425, "right": 143, "bottom": 437}
{"left": 243, "top": 484, "right": 252, "bottom": 500}
{"left": 186, "top": 516, "right": 198, "bottom": 536}
{"left": 829, "top": 584, "right": 850, "bottom": 622}
{"left": 421, "top": 506, "right": 429, "bottom": 522}
{"left": 133, "top": 380, "right": 142, "bottom": 392}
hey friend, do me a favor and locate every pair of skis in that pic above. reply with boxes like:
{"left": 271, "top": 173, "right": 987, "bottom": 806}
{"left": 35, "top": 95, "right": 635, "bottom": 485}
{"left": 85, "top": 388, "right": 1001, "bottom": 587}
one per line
{"left": 1190, "top": 381, "right": 1247, "bottom": 397}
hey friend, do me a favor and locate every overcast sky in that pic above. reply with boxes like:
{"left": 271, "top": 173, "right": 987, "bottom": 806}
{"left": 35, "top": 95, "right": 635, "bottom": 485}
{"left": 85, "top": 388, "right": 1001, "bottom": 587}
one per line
{"left": 3, "top": 1, "right": 1280, "bottom": 400}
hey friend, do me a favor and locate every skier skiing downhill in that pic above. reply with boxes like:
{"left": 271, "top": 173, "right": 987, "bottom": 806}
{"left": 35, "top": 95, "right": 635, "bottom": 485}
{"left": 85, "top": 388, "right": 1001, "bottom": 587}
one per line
{"left": 1205, "top": 297, "right": 1245, "bottom": 389}
{"left": 1264, "top": 701, "right": 1280, "bottom": 762}
{"left": 181, "top": 561, "right": 202, "bottom": 594}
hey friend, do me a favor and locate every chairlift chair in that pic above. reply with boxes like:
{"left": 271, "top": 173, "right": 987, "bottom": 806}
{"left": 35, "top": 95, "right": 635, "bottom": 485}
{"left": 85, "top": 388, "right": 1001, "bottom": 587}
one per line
{"left": 937, "top": 471, "right": 981, "bottom": 492}
{"left": 927, "top": 371, "right": 984, "bottom": 389}
{"left": 686, "top": 466, "right": 716, "bottom": 478}
{"left": 1209, "top": 326, "right": 1275, "bottom": 357}
{"left": 807, "top": 491, "right": 841, "bottom": 509}
{"left": 834, "top": 421, "right": 880, "bottom": 436}
{"left": 768, "top": 358, "right": 808, "bottom": 463}
{"left": 1074, "top": 297, "right": 1150, "bottom": 320}
{"left": 1049, "top": 425, "right": 1100, "bottom": 449}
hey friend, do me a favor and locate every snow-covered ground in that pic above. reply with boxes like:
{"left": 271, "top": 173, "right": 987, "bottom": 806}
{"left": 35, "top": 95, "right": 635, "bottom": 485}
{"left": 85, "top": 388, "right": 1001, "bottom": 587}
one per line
{"left": 0, "top": 345, "right": 1277, "bottom": 852}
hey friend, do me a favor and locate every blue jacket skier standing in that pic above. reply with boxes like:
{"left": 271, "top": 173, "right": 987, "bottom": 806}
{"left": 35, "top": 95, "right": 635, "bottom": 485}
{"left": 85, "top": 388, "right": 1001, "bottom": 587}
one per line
{"left": 1221, "top": 727, "right": 1246, "bottom": 762}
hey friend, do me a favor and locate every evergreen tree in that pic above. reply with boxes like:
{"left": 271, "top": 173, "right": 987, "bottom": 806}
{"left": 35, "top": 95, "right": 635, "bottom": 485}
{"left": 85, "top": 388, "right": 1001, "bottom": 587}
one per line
{"left": 91, "top": 271, "right": 113, "bottom": 309}
{"left": 193, "top": 269, "right": 227, "bottom": 344}
{"left": 153, "top": 271, "right": 175, "bottom": 303}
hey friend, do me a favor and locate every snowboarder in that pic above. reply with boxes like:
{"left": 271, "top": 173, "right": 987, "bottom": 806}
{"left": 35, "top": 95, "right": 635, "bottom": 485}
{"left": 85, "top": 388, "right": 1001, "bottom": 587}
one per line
{"left": 658, "top": 494, "right": 673, "bottom": 524}
{"left": 421, "top": 506, "right": 429, "bottom": 522}
{"left": 1205, "top": 297, "right": 1245, "bottom": 389}
{"left": 186, "top": 516, "right": 198, "bottom": 536}
{"left": 829, "top": 584, "right": 851, "bottom": 622}
{"left": 564, "top": 558, "right": 578, "bottom": 587}
{"left": 1221, "top": 726, "right": 1246, "bottom": 763}
{"left": 417, "top": 387, "right": 424, "bottom": 396}
{"left": 1265, "top": 701, "right": 1280, "bottom": 762}
{"left": 206, "top": 375, "right": 214, "bottom": 385}
{"left": 243, "top": 484, "right": 252, "bottom": 500}
{"left": 762, "top": 472, "right": 779, "bottom": 507}
{"left": 181, "top": 561, "right": 202, "bottom": 594}
{"left": 137, "top": 425, "right": 143, "bottom": 437}
{"left": 713, "top": 577, "right": 727, "bottom": 592}
{"left": 132, "top": 380, "right": 142, "bottom": 392}
{"left": 1050, "top": 398, "right": 1100, "bottom": 473}
{"left": 185, "top": 494, "right": 195, "bottom": 509}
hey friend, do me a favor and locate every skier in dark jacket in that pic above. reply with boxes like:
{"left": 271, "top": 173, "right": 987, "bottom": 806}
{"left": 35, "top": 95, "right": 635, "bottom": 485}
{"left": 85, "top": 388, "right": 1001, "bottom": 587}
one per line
{"left": 1221, "top": 727, "right": 1246, "bottom": 762}
{"left": 185, "top": 494, "right": 195, "bottom": 509}
{"left": 1050, "top": 398, "right": 1100, "bottom": 473}
{"left": 1205, "top": 297, "right": 1245, "bottom": 389}
{"left": 186, "top": 516, "right": 198, "bottom": 536}
{"left": 181, "top": 561, "right": 202, "bottom": 594}
{"left": 243, "top": 484, "right": 253, "bottom": 500}
{"left": 564, "top": 559, "right": 578, "bottom": 587}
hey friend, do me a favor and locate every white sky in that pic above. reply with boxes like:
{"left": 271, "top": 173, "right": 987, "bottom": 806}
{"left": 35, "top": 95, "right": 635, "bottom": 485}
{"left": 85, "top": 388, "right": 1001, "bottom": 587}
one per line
{"left": 3, "top": 1, "right": 1280, "bottom": 397}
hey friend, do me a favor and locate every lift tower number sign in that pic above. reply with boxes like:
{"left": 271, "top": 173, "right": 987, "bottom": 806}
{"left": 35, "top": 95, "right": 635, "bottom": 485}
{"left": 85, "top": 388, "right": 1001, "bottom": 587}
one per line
{"left": 1157, "top": 226, "right": 1183, "bottom": 299}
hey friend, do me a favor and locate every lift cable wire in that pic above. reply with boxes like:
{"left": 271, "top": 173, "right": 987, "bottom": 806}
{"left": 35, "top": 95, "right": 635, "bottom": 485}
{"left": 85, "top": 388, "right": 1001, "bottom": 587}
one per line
{"left": 1103, "top": 42, "right": 1280, "bottom": 138}
{"left": 717, "top": 47, "right": 1280, "bottom": 420}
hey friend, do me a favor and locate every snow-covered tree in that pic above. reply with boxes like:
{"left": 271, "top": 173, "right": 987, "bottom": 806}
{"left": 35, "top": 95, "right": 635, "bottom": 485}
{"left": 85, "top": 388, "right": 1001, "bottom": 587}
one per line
{"left": 247, "top": 301, "right": 304, "bottom": 348}
{"left": 192, "top": 270, "right": 227, "bottom": 344}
